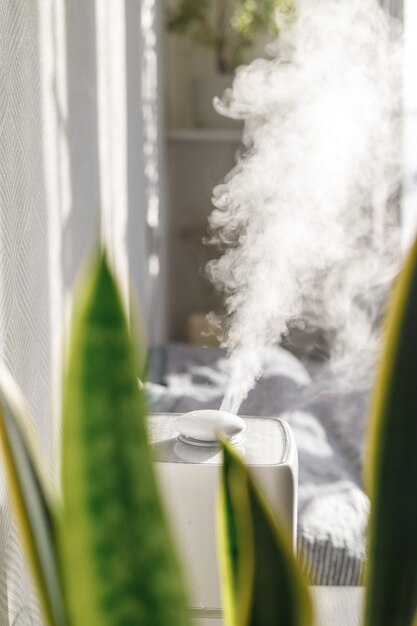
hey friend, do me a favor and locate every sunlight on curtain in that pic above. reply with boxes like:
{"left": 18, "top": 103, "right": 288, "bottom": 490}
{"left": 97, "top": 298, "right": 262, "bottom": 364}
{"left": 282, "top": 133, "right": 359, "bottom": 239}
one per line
{"left": 141, "top": 0, "right": 166, "bottom": 342}
{"left": 96, "top": 0, "right": 129, "bottom": 309}
{"left": 39, "top": 0, "right": 71, "bottom": 480}
{"left": 0, "top": 1, "right": 55, "bottom": 623}
{"left": 0, "top": 0, "right": 162, "bottom": 623}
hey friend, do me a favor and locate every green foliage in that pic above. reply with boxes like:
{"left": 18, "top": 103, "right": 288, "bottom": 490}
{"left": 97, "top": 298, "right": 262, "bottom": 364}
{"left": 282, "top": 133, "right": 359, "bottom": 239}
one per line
{"left": 166, "top": 0, "right": 296, "bottom": 72}
{"left": 0, "top": 251, "right": 190, "bottom": 626}
{"left": 60, "top": 252, "right": 190, "bottom": 626}
{"left": 2, "top": 238, "right": 417, "bottom": 626}
{"left": 0, "top": 367, "right": 68, "bottom": 626}
{"left": 218, "top": 440, "right": 312, "bottom": 626}
{"left": 364, "top": 237, "right": 417, "bottom": 626}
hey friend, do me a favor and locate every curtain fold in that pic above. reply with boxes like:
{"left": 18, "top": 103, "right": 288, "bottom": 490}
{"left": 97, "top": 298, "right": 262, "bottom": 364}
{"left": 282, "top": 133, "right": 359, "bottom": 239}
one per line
{"left": 0, "top": 1, "right": 165, "bottom": 624}
{"left": 0, "top": 1, "right": 53, "bottom": 621}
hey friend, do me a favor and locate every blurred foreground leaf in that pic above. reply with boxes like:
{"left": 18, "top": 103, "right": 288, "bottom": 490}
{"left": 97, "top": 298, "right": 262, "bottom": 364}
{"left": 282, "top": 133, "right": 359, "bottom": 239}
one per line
{"left": 60, "top": 252, "right": 190, "bottom": 626}
{"left": 365, "top": 237, "right": 417, "bottom": 626}
{"left": 218, "top": 440, "right": 312, "bottom": 626}
{"left": 0, "top": 366, "right": 67, "bottom": 626}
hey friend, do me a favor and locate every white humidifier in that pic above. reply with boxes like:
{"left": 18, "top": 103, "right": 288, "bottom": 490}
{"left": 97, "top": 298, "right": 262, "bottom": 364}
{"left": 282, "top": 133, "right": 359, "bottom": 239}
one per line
{"left": 148, "top": 411, "right": 298, "bottom": 626}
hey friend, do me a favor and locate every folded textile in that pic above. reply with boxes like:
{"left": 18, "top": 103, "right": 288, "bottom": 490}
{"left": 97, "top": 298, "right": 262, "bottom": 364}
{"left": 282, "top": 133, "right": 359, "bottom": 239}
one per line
{"left": 147, "top": 342, "right": 370, "bottom": 586}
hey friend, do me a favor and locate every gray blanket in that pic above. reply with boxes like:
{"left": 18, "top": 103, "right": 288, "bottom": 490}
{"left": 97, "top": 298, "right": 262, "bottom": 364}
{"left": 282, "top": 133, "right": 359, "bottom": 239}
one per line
{"left": 148, "top": 342, "right": 370, "bottom": 585}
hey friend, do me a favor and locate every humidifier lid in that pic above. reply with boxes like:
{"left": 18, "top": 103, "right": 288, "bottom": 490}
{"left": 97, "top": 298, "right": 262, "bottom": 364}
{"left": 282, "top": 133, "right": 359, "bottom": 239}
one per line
{"left": 175, "top": 410, "right": 246, "bottom": 446}
{"left": 148, "top": 414, "right": 290, "bottom": 466}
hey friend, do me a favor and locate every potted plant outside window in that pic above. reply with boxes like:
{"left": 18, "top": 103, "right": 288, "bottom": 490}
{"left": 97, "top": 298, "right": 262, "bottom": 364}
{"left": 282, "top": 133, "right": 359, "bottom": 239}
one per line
{"left": 165, "top": 0, "right": 295, "bottom": 128}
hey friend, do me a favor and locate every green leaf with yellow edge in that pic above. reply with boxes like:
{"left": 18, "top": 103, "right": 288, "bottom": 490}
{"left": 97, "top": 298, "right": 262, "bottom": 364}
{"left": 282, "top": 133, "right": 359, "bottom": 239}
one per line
{"left": 218, "top": 440, "right": 312, "bottom": 626}
{"left": 60, "top": 251, "right": 190, "bottom": 626}
{"left": 218, "top": 439, "right": 255, "bottom": 626}
{"left": 0, "top": 365, "right": 68, "bottom": 626}
{"left": 364, "top": 236, "right": 417, "bottom": 626}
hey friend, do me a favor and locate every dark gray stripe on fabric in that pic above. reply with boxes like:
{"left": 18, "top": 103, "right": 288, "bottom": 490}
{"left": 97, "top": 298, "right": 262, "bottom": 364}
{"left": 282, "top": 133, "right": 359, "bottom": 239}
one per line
{"left": 297, "top": 536, "right": 365, "bottom": 586}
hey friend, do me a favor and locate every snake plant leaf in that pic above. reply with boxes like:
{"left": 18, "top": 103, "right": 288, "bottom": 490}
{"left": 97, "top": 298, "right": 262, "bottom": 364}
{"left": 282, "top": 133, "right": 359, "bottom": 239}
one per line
{"left": 217, "top": 439, "right": 255, "bottom": 626}
{"left": 364, "top": 236, "right": 417, "bottom": 626}
{"left": 60, "top": 251, "right": 190, "bottom": 626}
{"left": 218, "top": 440, "right": 312, "bottom": 626}
{"left": 0, "top": 365, "right": 68, "bottom": 626}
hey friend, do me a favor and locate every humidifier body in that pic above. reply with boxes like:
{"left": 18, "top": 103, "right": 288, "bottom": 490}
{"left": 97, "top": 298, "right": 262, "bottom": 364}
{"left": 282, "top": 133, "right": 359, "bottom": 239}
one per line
{"left": 148, "top": 414, "right": 298, "bottom": 626}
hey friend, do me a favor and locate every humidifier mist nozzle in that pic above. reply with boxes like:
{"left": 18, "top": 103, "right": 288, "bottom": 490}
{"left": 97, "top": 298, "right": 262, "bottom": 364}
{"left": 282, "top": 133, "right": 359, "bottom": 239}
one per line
{"left": 175, "top": 409, "right": 246, "bottom": 447}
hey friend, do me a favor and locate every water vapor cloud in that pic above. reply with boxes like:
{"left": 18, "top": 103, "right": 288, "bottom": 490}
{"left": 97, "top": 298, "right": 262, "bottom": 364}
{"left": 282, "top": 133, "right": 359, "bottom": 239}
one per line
{"left": 206, "top": 0, "right": 403, "bottom": 414}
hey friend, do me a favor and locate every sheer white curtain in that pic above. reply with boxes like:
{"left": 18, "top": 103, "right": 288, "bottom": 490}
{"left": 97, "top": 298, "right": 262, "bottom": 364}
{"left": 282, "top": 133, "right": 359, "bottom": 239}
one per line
{"left": 0, "top": 1, "right": 166, "bottom": 624}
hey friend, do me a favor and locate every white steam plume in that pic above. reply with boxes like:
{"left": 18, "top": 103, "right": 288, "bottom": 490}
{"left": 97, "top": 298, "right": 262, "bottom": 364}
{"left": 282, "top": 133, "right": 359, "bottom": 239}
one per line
{"left": 206, "top": 0, "right": 403, "bottom": 414}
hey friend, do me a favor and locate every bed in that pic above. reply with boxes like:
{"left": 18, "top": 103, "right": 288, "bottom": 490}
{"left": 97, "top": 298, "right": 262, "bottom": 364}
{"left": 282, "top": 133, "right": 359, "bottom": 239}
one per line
{"left": 147, "top": 342, "right": 370, "bottom": 587}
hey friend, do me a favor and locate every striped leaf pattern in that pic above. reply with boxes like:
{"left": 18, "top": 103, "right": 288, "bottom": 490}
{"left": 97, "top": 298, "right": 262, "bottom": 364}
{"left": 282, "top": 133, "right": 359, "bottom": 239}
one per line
{"left": 218, "top": 440, "right": 312, "bottom": 626}
{"left": 365, "top": 237, "right": 417, "bottom": 626}
{"left": 0, "top": 365, "right": 68, "bottom": 626}
{"left": 60, "top": 252, "right": 190, "bottom": 626}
